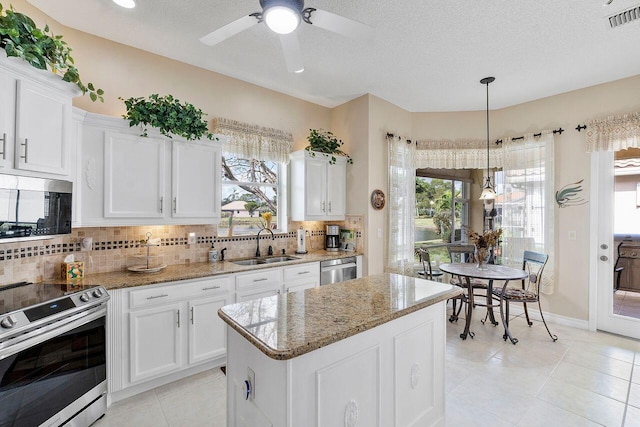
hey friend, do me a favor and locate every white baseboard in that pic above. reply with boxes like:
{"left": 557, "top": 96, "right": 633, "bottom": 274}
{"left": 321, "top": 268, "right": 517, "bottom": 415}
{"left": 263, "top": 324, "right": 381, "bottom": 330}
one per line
{"left": 504, "top": 305, "right": 589, "bottom": 330}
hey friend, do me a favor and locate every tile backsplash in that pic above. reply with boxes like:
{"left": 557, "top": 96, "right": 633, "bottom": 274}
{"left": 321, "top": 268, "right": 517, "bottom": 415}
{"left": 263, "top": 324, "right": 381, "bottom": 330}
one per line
{"left": 0, "top": 216, "right": 363, "bottom": 286}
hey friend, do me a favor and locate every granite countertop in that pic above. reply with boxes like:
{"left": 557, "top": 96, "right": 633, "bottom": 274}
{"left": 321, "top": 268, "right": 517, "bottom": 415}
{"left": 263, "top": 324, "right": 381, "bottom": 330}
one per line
{"left": 218, "top": 273, "right": 462, "bottom": 360}
{"left": 47, "top": 250, "right": 359, "bottom": 291}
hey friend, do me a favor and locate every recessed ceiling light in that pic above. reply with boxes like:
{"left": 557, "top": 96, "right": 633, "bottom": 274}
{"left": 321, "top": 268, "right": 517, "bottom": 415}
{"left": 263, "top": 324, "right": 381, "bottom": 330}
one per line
{"left": 112, "top": 0, "right": 136, "bottom": 9}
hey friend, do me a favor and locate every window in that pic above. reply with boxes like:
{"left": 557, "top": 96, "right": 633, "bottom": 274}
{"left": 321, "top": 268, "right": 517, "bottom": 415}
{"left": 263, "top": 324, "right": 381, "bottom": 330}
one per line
{"left": 219, "top": 153, "right": 284, "bottom": 236}
{"left": 415, "top": 174, "right": 470, "bottom": 261}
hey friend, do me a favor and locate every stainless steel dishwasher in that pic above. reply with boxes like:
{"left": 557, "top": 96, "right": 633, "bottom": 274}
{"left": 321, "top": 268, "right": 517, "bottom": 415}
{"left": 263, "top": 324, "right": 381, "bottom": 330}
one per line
{"left": 320, "top": 256, "right": 357, "bottom": 285}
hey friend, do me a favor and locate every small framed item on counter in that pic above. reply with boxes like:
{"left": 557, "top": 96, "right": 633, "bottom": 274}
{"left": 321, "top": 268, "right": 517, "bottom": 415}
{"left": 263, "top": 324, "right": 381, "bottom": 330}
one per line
{"left": 340, "top": 229, "right": 356, "bottom": 251}
{"left": 62, "top": 261, "right": 84, "bottom": 280}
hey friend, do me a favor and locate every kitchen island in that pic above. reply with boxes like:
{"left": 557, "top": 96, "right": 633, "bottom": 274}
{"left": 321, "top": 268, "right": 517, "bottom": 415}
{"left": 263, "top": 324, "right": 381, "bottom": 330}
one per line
{"left": 218, "top": 273, "right": 461, "bottom": 427}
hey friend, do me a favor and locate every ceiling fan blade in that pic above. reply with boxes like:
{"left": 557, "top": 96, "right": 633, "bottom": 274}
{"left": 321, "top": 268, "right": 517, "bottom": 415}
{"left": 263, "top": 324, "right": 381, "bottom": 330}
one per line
{"left": 200, "top": 14, "right": 259, "bottom": 46}
{"left": 306, "top": 8, "right": 374, "bottom": 40}
{"left": 279, "top": 33, "right": 305, "bottom": 73}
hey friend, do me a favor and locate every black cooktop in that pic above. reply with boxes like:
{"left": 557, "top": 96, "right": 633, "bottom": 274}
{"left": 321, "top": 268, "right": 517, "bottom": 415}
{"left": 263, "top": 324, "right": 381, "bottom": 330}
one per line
{"left": 0, "top": 281, "right": 97, "bottom": 315}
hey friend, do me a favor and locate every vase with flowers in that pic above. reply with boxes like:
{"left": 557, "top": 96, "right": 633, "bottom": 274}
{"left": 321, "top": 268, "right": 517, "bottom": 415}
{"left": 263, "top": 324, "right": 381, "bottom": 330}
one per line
{"left": 467, "top": 228, "right": 502, "bottom": 270}
{"left": 260, "top": 211, "right": 273, "bottom": 230}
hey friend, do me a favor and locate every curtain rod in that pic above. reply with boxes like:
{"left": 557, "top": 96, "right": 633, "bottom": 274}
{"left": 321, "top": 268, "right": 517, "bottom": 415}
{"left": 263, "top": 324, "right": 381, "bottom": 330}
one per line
{"left": 385, "top": 132, "right": 413, "bottom": 144}
{"left": 494, "top": 128, "right": 564, "bottom": 145}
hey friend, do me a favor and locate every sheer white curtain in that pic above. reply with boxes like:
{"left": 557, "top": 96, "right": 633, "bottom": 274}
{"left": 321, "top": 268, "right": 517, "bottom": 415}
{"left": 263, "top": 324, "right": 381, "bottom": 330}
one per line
{"left": 585, "top": 112, "right": 640, "bottom": 152}
{"left": 501, "top": 131, "right": 556, "bottom": 294}
{"left": 387, "top": 136, "right": 416, "bottom": 275}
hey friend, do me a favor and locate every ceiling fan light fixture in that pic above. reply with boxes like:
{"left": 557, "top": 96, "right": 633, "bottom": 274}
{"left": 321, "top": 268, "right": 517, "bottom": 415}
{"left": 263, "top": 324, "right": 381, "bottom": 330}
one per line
{"left": 264, "top": 6, "right": 301, "bottom": 34}
{"left": 112, "top": 0, "right": 136, "bottom": 9}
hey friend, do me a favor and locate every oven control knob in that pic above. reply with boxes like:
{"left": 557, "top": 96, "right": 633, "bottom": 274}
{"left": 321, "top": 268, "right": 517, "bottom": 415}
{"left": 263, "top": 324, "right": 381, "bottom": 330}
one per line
{"left": 1, "top": 314, "right": 17, "bottom": 329}
{"left": 92, "top": 288, "right": 104, "bottom": 298}
{"left": 79, "top": 293, "right": 90, "bottom": 302}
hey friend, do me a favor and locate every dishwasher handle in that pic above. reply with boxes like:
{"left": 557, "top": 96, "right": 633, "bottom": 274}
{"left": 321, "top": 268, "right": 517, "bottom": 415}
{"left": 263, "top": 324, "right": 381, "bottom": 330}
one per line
{"left": 321, "top": 262, "right": 357, "bottom": 272}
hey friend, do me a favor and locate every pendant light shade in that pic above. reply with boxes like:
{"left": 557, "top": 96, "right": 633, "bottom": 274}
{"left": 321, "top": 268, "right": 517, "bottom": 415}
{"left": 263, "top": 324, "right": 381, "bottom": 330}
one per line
{"left": 479, "top": 76, "right": 496, "bottom": 201}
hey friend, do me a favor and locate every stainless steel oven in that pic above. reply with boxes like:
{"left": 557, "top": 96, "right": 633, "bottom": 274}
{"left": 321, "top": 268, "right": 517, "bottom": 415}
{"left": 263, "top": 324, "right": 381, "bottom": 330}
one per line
{"left": 0, "top": 282, "right": 109, "bottom": 427}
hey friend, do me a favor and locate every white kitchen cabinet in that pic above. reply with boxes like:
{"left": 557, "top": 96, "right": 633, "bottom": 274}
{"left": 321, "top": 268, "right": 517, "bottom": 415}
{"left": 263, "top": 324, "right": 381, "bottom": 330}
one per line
{"left": 188, "top": 294, "right": 230, "bottom": 364}
{"left": 0, "top": 52, "right": 80, "bottom": 176}
{"left": 104, "top": 132, "right": 166, "bottom": 218}
{"left": 289, "top": 150, "right": 346, "bottom": 221}
{"left": 283, "top": 262, "right": 319, "bottom": 293}
{"left": 171, "top": 141, "right": 220, "bottom": 218}
{"left": 129, "top": 302, "right": 183, "bottom": 383}
{"left": 236, "top": 268, "right": 283, "bottom": 302}
{"left": 78, "top": 112, "right": 223, "bottom": 226}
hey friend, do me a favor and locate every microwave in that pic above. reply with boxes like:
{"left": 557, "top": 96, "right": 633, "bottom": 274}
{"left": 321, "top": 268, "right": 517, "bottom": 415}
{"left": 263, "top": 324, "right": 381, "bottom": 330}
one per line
{"left": 0, "top": 174, "right": 72, "bottom": 241}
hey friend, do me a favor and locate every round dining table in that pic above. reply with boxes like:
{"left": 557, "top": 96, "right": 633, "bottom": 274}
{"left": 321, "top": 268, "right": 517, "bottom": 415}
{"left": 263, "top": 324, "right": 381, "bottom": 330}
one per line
{"left": 438, "top": 263, "right": 528, "bottom": 342}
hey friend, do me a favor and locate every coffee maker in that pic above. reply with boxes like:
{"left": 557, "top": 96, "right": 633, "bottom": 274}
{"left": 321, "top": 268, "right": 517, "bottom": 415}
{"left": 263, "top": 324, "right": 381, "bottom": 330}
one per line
{"left": 325, "top": 225, "right": 340, "bottom": 252}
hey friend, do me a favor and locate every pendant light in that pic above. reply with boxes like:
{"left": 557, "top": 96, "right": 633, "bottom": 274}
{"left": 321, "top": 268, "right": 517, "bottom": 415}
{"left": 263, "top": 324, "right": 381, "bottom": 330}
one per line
{"left": 479, "top": 76, "right": 496, "bottom": 200}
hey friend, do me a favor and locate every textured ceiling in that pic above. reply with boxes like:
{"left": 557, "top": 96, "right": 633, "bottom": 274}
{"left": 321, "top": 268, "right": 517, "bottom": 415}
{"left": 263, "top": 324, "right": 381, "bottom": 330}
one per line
{"left": 26, "top": 0, "right": 640, "bottom": 112}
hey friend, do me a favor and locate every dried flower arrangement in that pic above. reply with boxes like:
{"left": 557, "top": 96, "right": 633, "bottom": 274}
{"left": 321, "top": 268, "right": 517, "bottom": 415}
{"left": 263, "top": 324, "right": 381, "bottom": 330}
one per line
{"left": 467, "top": 228, "right": 502, "bottom": 248}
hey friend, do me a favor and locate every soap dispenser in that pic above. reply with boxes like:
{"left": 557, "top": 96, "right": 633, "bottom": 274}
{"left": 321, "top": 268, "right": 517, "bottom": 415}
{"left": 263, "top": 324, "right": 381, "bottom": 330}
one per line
{"left": 209, "top": 243, "right": 218, "bottom": 262}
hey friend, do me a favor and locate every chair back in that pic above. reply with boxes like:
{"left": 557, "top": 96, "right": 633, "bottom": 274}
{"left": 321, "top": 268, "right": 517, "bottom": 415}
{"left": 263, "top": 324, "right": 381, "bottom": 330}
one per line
{"left": 522, "top": 250, "right": 549, "bottom": 298}
{"left": 416, "top": 248, "right": 436, "bottom": 279}
{"left": 448, "top": 244, "right": 477, "bottom": 264}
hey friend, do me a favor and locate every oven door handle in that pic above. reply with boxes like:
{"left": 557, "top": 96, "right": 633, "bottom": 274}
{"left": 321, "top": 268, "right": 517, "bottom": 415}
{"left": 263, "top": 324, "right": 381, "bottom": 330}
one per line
{"left": 0, "top": 305, "right": 106, "bottom": 360}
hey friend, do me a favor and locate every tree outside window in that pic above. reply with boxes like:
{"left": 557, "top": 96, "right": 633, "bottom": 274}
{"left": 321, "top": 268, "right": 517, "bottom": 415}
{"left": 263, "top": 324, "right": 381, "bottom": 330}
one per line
{"left": 219, "top": 154, "right": 281, "bottom": 236}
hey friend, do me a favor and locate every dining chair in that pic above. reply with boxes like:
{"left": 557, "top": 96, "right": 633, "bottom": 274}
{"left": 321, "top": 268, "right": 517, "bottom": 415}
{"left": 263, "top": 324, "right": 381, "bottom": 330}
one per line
{"left": 416, "top": 248, "right": 444, "bottom": 282}
{"left": 446, "top": 244, "right": 491, "bottom": 324}
{"left": 491, "top": 250, "right": 558, "bottom": 344}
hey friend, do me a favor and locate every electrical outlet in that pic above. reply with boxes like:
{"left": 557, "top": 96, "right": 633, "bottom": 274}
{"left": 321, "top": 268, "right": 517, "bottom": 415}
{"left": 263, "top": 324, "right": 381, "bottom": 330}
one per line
{"left": 187, "top": 232, "right": 196, "bottom": 244}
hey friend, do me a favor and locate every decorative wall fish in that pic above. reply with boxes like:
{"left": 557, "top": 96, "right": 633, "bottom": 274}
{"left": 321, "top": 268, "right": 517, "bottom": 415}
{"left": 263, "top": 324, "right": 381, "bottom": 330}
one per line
{"left": 555, "top": 179, "right": 587, "bottom": 208}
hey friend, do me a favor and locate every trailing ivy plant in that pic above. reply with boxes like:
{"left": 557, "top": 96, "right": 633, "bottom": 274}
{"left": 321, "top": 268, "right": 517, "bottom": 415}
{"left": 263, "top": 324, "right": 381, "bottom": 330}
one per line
{"left": 305, "top": 128, "right": 353, "bottom": 164}
{"left": 119, "top": 94, "right": 216, "bottom": 141}
{"left": 0, "top": 3, "right": 103, "bottom": 101}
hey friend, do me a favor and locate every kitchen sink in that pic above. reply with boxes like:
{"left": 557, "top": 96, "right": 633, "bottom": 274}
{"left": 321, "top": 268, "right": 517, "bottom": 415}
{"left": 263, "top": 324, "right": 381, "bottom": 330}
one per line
{"left": 231, "top": 256, "right": 299, "bottom": 266}
{"left": 261, "top": 256, "right": 299, "bottom": 264}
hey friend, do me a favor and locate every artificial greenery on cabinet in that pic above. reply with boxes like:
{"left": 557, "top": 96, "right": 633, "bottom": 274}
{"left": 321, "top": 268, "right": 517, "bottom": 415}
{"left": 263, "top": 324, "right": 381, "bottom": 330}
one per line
{"left": 119, "top": 94, "right": 216, "bottom": 141}
{"left": 0, "top": 3, "right": 103, "bottom": 101}
{"left": 305, "top": 129, "right": 353, "bottom": 164}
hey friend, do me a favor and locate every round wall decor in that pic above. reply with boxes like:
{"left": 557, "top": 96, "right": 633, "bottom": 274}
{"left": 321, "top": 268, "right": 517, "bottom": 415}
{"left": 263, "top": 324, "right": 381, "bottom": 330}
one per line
{"left": 371, "top": 189, "right": 385, "bottom": 210}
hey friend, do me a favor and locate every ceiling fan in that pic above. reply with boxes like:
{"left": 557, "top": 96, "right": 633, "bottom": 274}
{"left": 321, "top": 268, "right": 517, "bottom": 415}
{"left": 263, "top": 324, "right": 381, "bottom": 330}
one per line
{"left": 199, "top": 0, "right": 374, "bottom": 73}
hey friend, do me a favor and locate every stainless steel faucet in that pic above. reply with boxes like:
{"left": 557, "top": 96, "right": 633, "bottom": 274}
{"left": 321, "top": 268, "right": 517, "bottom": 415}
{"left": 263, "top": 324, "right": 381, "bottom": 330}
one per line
{"left": 256, "top": 228, "right": 274, "bottom": 257}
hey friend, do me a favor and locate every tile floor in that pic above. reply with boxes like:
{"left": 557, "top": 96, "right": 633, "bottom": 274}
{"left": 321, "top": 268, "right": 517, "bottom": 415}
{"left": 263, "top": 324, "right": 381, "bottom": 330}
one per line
{"left": 614, "top": 290, "right": 640, "bottom": 319}
{"left": 95, "top": 307, "right": 640, "bottom": 427}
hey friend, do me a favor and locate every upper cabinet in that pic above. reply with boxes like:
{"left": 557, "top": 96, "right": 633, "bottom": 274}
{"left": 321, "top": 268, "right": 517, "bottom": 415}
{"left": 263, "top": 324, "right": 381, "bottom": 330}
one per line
{"left": 78, "top": 112, "right": 223, "bottom": 226}
{"left": 0, "top": 52, "right": 80, "bottom": 176}
{"left": 289, "top": 150, "right": 346, "bottom": 221}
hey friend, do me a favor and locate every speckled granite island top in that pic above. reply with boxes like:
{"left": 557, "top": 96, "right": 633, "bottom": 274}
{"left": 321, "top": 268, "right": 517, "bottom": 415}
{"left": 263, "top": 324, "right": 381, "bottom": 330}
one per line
{"left": 42, "top": 250, "right": 358, "bottom": 291}
{"left": 218, "top": 273, "right": 462, "bottom": 360}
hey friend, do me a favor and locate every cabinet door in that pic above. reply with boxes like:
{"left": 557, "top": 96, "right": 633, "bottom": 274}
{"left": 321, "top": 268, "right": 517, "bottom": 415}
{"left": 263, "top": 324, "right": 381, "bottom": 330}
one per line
{"left": 304, "top": 158, "right": 327, "bottom": 218}
{"left": 172, "top": 141, "right": 220, "bottom": 219}
{"left": 15, "top": 80, "right": 69, "bottom": 175}
{"left": 188, "top": 294, "right": 231, "bottom": 365}
{"left": 129, "top": 303, "right": 182, "bottom": 383}
{"left": 237, "top": 287, "right": 281, "bottom": 303}
{"left": 0, "top": 73, "right": 14, "bottom": 169}
{"left": 104, "top": 132, "right": 165, "bottom": 218}
{"left": 326, "top": 160, "right": 346, "bottom": 219}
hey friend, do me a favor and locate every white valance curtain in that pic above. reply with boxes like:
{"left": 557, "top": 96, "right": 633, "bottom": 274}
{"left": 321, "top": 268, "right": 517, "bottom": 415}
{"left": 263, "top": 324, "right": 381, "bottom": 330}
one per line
{"left": 585, "top": 112, "right": 640, "bottom": 152}
{"left": 501, "top": 131, "right": 556, "bottom": 294}
{"left": 212, "top": 117, "right": 293, "bottom": 163}
{"left": 386, "top": 136, "right": 416, "bottom": 275}
{"left": 415, "top": 139, "right": 502, "bottom": 169}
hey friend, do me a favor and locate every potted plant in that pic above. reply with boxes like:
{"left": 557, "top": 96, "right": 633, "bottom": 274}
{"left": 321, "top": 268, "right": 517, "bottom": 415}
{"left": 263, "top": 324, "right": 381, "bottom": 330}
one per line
{"left": 305, "top": 129, "right": 353, "bottom": 164}
{"left": 0, "top": 3, "right": 103, "bottom": 101}
{"left": 119, "top": 94, "right": 217, "bottom": 141}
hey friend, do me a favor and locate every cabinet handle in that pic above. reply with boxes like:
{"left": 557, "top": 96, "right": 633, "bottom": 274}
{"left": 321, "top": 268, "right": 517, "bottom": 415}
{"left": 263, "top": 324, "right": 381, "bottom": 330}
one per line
{"left": 277, "top": 289, "right": 281, "bottom": 294}
{"left": 321, "top": 201, "right": 325, "bottom": 212}
{"left": 146, "top": 293, "right": 169, "bottom": 300}
{"left": 328, "top": 201, "right": 332, "bottom": 213}
{"left": 253, "top": 278, "right": 268, "bottom": 282}
{"left": 177, "top": 309, "right": 181, "bottom": 328}
{"left": 202, "top": 286, "right": 221, "bottom": 291}
{"left": 285, "top": 288, "right": 290, "bottom": 293}
{"left": 191, "top": 306, "right": 194, "bottom": 325}
{"left": 20, "top": 138, "right": 28, "bottom": 163}
{"left": 173, "top": 197, "right": 177, "bottom": 213}
{"left": 159, "top": 197, "right": 164, "bottom": 213}
{"left": 297, "top": 271, "right": 310, "bottom": 275}
{"left": 0, "top": 133, "right": 6, "bottom": 160}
